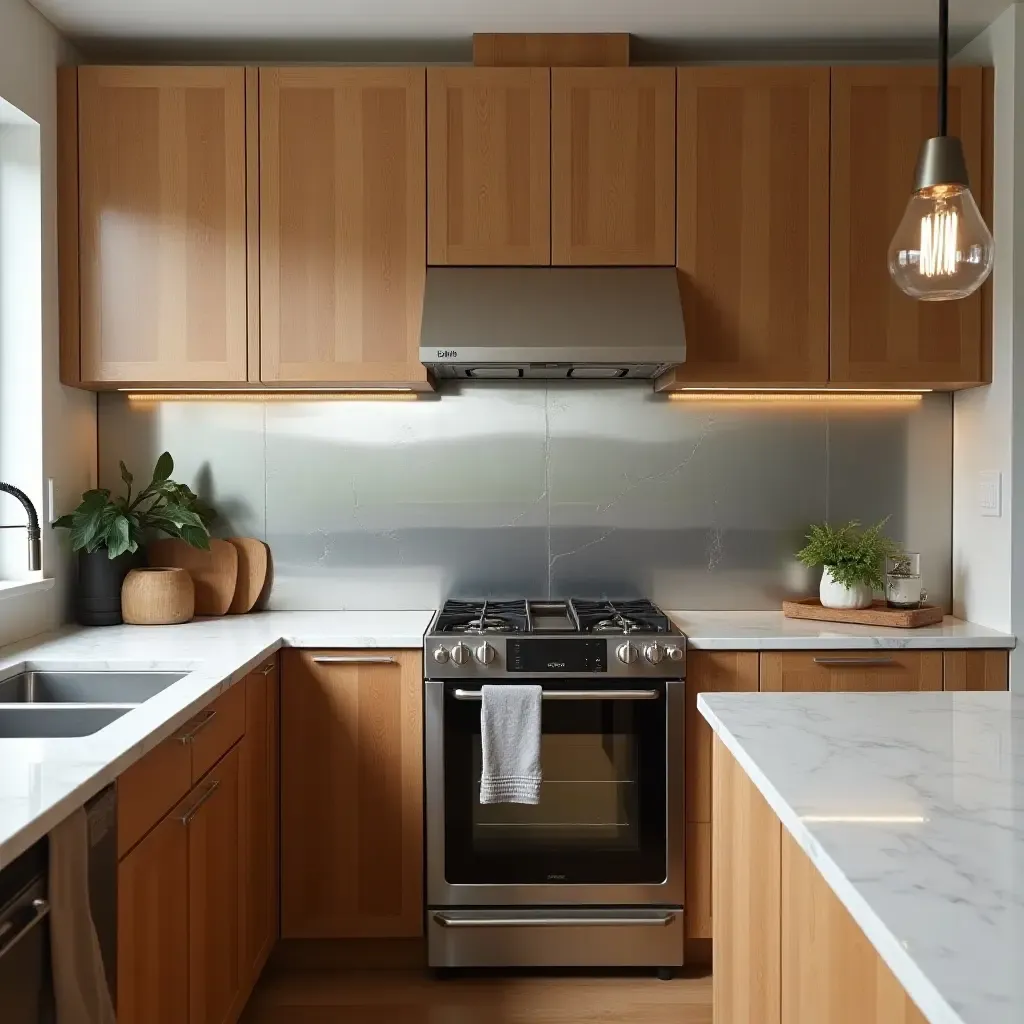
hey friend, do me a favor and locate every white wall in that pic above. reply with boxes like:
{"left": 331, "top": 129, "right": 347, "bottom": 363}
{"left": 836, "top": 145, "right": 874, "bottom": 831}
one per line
{"left": 0, "top": 0, "right": 95, "bottom": 647}
{"left": 954, "top": 3, "right": 1024, "bottom": 686}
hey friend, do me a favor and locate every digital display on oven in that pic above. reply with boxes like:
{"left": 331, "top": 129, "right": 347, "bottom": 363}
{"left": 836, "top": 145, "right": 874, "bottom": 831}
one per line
{"left": 507, "top": 639, "right": 608, "bottom": 673}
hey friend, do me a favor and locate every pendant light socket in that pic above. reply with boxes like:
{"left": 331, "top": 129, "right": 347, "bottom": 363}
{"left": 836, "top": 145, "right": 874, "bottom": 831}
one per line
{"left": 913, "top": 135, "right": 971, "bottom": 192}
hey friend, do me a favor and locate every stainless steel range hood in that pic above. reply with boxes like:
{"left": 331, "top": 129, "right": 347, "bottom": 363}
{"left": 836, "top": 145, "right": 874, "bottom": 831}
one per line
{"left": 420, "top": 267, "right": 686, "bottom": 380}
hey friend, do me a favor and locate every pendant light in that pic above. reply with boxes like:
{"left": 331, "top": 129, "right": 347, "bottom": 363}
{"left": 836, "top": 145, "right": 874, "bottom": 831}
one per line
{"left": 888, "top": 0, "right": 994, "bottom": 300}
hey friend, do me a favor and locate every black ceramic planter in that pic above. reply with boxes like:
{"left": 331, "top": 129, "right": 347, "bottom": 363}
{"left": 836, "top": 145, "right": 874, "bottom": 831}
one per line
{"left": 77, "top": 548, "right": 143, "bottom": 627}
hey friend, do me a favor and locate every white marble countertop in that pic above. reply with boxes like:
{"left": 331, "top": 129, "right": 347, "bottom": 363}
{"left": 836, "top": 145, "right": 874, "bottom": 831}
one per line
{"left": 669, "top": 611, "right": 1014, "bottom": 650}
{"left": 698, "top": 689, "right": 1024, "bottom": 1024}
{"left": 0, "top": 611, "right": 433, "bottom": 867}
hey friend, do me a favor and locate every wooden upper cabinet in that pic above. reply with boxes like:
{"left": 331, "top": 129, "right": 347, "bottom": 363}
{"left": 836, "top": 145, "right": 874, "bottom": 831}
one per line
{"left": 668, "top": 68, "right": 830, "bottom": 387}
{"left": 830, "top": 67, "right": 986, "bottom": 387}
{"left": 551, "top": 68, "right": 676, "bottom": 265}
{"left": 428, "top": 68, "right": 551, "bottom": 265}
{"left": 760, "top": 651, "right": 942, "bottom": 692}
{"left": 76, "top": 67, "right": 249, "bottom": 385}
{"left": 259, "top": 67, "right": 429, "bottom": 387}
{"left": 281, "top": 650, "right": 423, "bottom": 938}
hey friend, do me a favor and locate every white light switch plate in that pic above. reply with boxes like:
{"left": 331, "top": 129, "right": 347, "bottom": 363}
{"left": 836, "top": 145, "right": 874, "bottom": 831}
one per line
{"left": 979, "top": 471, "right": 1002, "bottom": 517}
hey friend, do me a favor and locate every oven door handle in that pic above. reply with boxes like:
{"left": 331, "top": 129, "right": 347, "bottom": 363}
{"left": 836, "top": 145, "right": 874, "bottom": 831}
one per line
{"left": 451, "top": 688, "right": 660, "bottom": 701}
{"left": 432, "top": 911, "right": 677, "bottom": 928}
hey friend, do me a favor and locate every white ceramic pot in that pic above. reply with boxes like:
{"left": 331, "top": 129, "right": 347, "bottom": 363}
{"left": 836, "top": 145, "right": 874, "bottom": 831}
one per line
{"left": 819, "top": 568, "right": 873, "bottom": 610}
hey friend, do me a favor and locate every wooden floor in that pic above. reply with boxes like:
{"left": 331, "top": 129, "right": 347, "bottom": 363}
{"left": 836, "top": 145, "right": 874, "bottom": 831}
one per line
{"left": 241, "top": 968, "right": 713, "bottom": 1023}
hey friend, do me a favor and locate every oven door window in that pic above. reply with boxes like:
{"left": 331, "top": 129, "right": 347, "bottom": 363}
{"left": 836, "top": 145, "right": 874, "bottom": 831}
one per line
{"left": 443, "top": 683, "right": 667, "bottom": 885}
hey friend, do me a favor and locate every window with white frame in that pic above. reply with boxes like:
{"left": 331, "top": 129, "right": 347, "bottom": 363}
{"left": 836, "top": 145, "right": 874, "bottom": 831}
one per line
{"left": 0, "top": 94, "right": 43, "bottom": 586}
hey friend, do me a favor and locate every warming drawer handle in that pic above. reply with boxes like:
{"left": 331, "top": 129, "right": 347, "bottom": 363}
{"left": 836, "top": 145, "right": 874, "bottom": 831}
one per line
{"left": 0, "top": 899, "right": 50, "bottom": 961}
{"left": 452, "top": 688, "right": 659, "bottom": 702}
{"left": 812, "top": 657, "right": 896, "bottom": 667}
{"left": 179, "top": 780, "right": 221, "bottom": 826}
{"left": 432, "top": 912, "right": 676, "bottom": 929}
{"left": 312, "top": 656, "right": 397, "bottom": 665}
{"left": 177, "top": 709, "right": 217, "bottom": 745}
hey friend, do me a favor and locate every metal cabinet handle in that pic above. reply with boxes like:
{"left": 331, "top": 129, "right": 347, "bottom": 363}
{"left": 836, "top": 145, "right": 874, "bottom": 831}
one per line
{"left": 453, "top": 688, "right": 659, "bottom": 702}
{"left": 432, "top": 912, "right": 676, "bottom": 929}
{"left": 179, "top": 780, "right": 221, "bottom": 825}
{"left": 812, "top": 657, "right": 895, "bottom": 667}
{"left": 177, "top": 709, "right": 218, "bottom": 745}
{"left": 312, "top": 656, "right": 396, "bottom": 665}
{"left": 0, "top": 899, "right": 50, "bottom": 961}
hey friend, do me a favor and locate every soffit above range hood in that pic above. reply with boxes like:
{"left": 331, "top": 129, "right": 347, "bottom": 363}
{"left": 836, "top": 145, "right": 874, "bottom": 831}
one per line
{"left": 420, "top": 267, "right": 686, "bottom": 381}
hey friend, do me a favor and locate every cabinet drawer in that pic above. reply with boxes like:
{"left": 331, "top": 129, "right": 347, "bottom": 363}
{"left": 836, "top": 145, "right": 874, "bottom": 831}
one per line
{"left": 760, "top": 651, "right": 942, "bottom": 692}
{"left": 118, "top": 730, "right": 192, "bottom": 858}
{"left": 188, "top": 682, "right": 246, "bottom": 783}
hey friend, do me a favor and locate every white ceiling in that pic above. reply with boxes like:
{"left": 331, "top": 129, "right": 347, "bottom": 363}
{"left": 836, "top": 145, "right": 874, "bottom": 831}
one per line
{"left": 26, "top": 0, "right": 1011, "bottom": 46}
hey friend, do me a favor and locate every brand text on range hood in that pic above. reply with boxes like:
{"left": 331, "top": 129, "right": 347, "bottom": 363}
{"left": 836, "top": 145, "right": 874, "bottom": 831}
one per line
{"left": 420, "top": 268, "right": 687, "bottom": 380}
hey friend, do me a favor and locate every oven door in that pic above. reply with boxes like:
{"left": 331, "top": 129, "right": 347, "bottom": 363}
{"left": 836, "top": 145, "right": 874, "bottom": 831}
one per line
{"left": 426, "top": 677, "right": 684, "bottom": 907}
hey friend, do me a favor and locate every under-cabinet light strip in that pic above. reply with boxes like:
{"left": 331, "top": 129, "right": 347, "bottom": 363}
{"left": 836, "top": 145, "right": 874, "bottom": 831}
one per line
{"left": 667, "top": 391, "right": 926, "bottom": 404}
{"left": 123, "top": 390, "right": 418, "bottom": 402}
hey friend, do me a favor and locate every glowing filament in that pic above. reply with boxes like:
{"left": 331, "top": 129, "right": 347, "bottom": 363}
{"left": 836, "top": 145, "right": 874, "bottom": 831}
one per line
{"left": 919, "top": 206, "right": 959, "bottom": 277}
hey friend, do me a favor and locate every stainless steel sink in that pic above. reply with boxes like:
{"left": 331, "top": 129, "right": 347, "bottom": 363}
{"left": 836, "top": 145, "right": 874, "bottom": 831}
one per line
{"left": 0, "top": 670, "right": 184, "bottom": 705}
{"left": 0, "top": 706, "right": 134, "bottom": 738}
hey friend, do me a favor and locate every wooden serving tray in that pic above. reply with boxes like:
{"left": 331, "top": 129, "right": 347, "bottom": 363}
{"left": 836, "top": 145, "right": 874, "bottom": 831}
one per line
{"left": 782, "top": 598, "right": 945, "bottom": 629}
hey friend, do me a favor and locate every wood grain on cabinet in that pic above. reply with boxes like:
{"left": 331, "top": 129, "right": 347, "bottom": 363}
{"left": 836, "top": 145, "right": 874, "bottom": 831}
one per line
{"left": 760, "top": 651, "right": 942, "bottom": 692}
{"left": 117, "top": 811, "right": 190, "bottom": 1024}
{"left": 259, "top": 67, "right": 430, "bottom": 387}
{"left": 472, "top": 33, "right": 630, "bottom": 67}
{"left": 57, "top": 67, "right": 81, "bottom": 386}
{"left": 666, "top": 67, "right": 829, "bottom": 388}
{"left": 712, "top": 736, "right": 781, "bottom": 1024}
{"left": 685, "top": 822, "right": 712, "bottom": 941}
{"left": 943, "top": 650, "right": 1009, "bottom": 691}
{"left": 76, "top": 67, "right": 249, "bottom": 385}
{"left": 189, "top": 743, "right": 242, "bottom": 1024}
{"left": 281, "top": 650, "right": 424, "bottom": 938}
{"left": 245, "top": 66, "right": 261, "bottom": 383}
{"left": 551, "top": 68, "right": 676, "bottom": 266}
{"left": 240, "top": 658, "right": 280, "bottom": 988}
{"left": 781, "top": 830, "right": 928, "bottom": 1024}
{"left": 427, "top": 68, "right": 551, "bottom": 266}
{"left": 189, "top": 681, "right": 246, "bottom": 783}
{"left": 830, "top": 67, "right": 986, "bottom": 388}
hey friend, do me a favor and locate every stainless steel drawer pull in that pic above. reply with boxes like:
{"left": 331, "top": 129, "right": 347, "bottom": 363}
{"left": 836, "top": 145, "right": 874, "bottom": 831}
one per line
{"left": 312, "top": 656, "right": 396, "bottom": 665}
{"left": 177, "top": 709, "right": 218, "bottom": 744}
{"left": 453, "top": 688, "right": 659, "bottom": 702}
{"left": 433, "top": 912, "right": 676, "bottom": 929}
{"left": 0, "top": 899, "right": 50, "bottom": 961}
{"left": 179, "top": 780, "right": 220, "bottom": 825}
{"left": 812, "top": 657, "right": 896, "bottom": 667}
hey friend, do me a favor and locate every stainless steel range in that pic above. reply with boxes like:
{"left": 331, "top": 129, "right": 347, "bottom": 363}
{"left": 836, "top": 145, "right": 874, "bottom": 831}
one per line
{"left": 424, "top": 598, "right": 686, "bottom": 974}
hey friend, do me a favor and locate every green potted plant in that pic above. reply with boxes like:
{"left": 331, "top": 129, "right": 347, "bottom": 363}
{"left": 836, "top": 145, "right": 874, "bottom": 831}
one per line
{"left": 796, "top": 519, "right": 901, "bottom": 610}
{"left": 53, "top": 452, "right": 215, "bottom": 626}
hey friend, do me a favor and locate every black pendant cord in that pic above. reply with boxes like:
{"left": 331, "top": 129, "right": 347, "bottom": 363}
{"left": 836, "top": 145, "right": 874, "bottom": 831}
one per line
{"left": 938, "top": 0, "right": 949, "bottom": 136}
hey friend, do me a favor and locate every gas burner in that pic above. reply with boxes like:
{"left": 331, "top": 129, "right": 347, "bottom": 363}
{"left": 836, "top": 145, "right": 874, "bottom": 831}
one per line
{"left": 434, "top": 599, "right": 529, "bottom": 635}
{"left": 592, "top": 615, "right": 642, "bottom": 634}
{"left": 572, "top": 599, "right": 671, "bottom": 635}
{"left": 450, "top": 618, "right": 515, "bottom": 635}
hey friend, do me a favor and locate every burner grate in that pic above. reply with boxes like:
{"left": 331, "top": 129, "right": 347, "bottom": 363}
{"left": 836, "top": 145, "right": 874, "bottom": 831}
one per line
{"left": 435, "top": 599, "right": 528, "bottom": 635}
{"left": 570, "top": 599, "right": 671, "bottom": 635}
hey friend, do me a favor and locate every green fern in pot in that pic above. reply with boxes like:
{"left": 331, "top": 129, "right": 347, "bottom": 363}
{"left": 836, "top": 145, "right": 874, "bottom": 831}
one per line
{"left": 796, "top": 519, "right": 901, "bottom": 610}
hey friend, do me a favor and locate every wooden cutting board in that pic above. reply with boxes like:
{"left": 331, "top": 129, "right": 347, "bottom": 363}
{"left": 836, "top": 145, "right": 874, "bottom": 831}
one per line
{"left": 147, "top": 538, "right": 239, "bottom": 617}
{"left": 226, "top": 538, "right": 269, "bottom": 614}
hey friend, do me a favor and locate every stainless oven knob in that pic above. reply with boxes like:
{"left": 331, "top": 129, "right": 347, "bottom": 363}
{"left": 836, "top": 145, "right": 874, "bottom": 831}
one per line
{"left": 432, "top": 646, "right": 450, "bottom": 664}
{"left": 450, "top": 642, "right": 470, "bottom": 666}
{"left": 664, "top": 645, "right": 684, "bottom": 662}
{"left": 615, "top": 642, "right": 638, "bottom": 665}
{"left": 474, "top": 643, "right": 496, "bottom": 665}
{"left": 643, "top": 643, "right": 664, "bottom": 665}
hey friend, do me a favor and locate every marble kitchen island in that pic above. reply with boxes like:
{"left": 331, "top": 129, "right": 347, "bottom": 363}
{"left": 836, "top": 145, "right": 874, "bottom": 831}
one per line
{"left": 698, "top": 689, "right": 1024, "bottom": 1024}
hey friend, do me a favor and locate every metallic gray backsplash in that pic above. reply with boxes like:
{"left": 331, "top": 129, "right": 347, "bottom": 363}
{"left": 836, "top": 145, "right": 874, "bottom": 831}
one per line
{"left": 97, "top": 385, "right": 953, "bottom": 610}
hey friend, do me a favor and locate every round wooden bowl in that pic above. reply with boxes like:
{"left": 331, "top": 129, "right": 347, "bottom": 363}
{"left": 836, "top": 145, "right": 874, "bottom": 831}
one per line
{"left": 121, "top": 567, "right": 195, "bottom": 625}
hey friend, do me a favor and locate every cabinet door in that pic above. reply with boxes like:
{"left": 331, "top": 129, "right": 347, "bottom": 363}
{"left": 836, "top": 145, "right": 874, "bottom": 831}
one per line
{"left": 669, "top": 68, "right": 829, "bottom": 387}
{"left": 188, "top": 745, "right": 242, "bottom": 1024}
{"left": 239, "top": 659, "right": 280, "bottom": 988}
{"left": 760, "top": 651, "right": 942, "bottom": 692}
{"left": 830, "top": 67, "right": 986, "bottom": 387}
{"left": 77, "top": 67, "right": 248, "bottom": 385}
{"left": 118, "top": 812, "right": 189, "bottom": 1024}
{"left": 260, "top": 68, "right": 429, "bottom": 387}
{"left": 551, "top": 68, "right": 676, "bottom": 265}
{"left": 428, "top": 68, "right": 550, "bottom": 266}
{"left": 943, "top": 650, "right": 1009, "bottom": 691}
{"left": 281, "top": 650, "right": 423, "bottom": 938}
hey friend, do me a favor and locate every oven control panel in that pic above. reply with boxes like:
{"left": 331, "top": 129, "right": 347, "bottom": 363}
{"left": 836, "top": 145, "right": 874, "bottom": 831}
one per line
{"left": 507, "top": 639, "right": 607, "bottom": 673}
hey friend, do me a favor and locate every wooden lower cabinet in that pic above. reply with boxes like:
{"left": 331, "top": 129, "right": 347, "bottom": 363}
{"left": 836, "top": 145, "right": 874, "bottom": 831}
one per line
{"left": 760, "top": 650, "right": 942, "bottom": 692}
{"left": 281, "top": 650, "right": 423, "bottom": 938}
{"left": 943, "top": 649, "right": 1009, "bottom": 691}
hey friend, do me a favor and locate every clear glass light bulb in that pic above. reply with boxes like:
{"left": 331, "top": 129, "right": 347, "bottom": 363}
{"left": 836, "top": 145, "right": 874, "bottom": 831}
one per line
{"left": 888, "top": 184, "right": 994, "bottom": 300}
